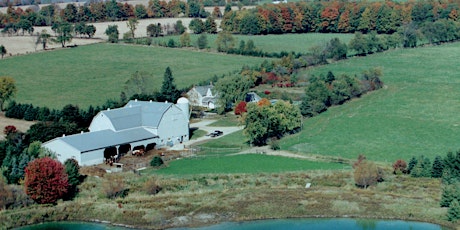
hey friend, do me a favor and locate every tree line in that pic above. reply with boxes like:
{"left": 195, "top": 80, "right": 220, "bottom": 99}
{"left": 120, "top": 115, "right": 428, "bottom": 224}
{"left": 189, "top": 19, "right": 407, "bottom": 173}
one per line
{"left": 221, "top": 0, "right": 459, "bottom": 35}
{"left": 0, "top": 0, "right": 212, "bottom": 28}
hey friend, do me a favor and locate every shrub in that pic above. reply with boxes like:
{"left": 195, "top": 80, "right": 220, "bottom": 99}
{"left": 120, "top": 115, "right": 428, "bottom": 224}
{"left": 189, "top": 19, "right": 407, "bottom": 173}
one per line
{"left": 269, "top": 138, "right": 280, "bottom": 150}
{"left": 24, "top": 157, "right": 69, "bottom": 204}
{"left": 102, "top": 174, "right": 128, "bottom": 199}
{"left": 3, "top": 125, "right": 17, "bottom": 135}
{"left": 392, "top": 159, "right": 407, "bottom": 175}
{"left": 150, "top": 156, "right": 164, "bottom": 167}
{"left": 0, "top": 176, "right": 13, "bottom": 209}
{"left": 353, "top": 156, "right": 383, "bottom": 188}
{"left": 144, "top": 177, "right": 162, "bottom": 195}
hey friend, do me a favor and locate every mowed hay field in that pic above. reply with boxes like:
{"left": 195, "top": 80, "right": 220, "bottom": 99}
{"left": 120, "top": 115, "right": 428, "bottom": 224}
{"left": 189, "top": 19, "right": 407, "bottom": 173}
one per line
{"left": 0, "top": 43, "right": 270, "bottom": 109}
{"left": 281, "top": 42, "right": 460, "bottom": 163}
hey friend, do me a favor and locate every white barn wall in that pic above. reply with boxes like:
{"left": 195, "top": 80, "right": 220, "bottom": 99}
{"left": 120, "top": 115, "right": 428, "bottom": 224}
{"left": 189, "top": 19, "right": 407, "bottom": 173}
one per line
{"left": 89, "top": 113, "right": 116, "bottom": 132}
{"left": 43, "top": 140, "right": 81, "bottom": 164}
{"left": 81, "top": 149, "right": 105, "bottom": 166}
{"left": 157, "top": 105, "right": 189, "bottom": 145}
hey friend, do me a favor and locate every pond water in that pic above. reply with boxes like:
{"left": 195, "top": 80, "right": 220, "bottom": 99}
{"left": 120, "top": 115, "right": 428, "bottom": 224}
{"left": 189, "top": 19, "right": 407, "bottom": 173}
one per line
{"left": 15, "top": 218, "right": 444, "bottom": 230}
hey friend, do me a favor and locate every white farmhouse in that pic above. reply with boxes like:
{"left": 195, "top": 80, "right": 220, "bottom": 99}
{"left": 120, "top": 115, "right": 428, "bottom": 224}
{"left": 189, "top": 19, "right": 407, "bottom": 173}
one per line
{"left": 186, "top": 83, "right": 218, "bottom": 109}
{"left": 42, "top": 98, "right": 190, "bottom": 166}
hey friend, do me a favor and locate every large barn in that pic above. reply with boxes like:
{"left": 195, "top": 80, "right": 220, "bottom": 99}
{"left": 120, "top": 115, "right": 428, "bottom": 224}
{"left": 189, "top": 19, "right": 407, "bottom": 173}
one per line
{"left": 42, "top": 98, "right": 190, "bottom": 166}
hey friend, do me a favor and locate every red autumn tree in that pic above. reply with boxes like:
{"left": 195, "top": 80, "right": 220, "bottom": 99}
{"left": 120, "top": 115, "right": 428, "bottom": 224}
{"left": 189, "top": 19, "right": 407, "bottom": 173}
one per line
{"left": 24, "top": 157, "right": 69, "bottom": 204}
{"left": 234, "top": 101, "right": 247, "bottom": 115}
{"left": 3, "top": 125, "right": 17, "bottom": 135}
{"left": 392, "top": 159, "right": 408, "bottom": 174}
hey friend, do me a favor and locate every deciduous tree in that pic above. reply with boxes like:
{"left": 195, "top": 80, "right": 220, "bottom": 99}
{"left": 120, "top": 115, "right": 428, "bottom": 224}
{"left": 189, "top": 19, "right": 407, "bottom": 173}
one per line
{"left": 215, "top": 31, "right": 236, "bottom": 52}
{"left": 353, "top": 158, "right": 383, "bottom": 188}
{"left": 52, "top": 22, "right": 73, "bottom": 48}
{"left": 0, "top": 77, "right": 17, "bottom": 111}
{"left": 189, "top": 18, "right": 204, "bottom": 34}
{"left": 146, "top": 23, "right": 162, "bottom": 37}
{"left": 126, "top": 17, "right": 138, "bottom": 39}
{"left": 24, "top": 157, "right": 68, "bottom": 204}
{"left": 105, "top": 25, "right": 119, "bottom": 43}
{"left": 36, "top": 29, "right": 51, "bottom": 50}
{"left": 214, "top": 74, "right": 253, "bottom": 114}
{"left": 234, "top": 101, "right": 247, "bottom": 115}
{"left": 124, "top": 71, "right": 154, "bottom": 97}
{"left": 179, "top": 32, "right": 191, "bottom": 47}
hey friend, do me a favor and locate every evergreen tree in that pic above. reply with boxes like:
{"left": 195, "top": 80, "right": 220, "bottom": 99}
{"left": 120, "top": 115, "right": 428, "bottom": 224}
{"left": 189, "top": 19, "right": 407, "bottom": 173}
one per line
{"left": 440, "top": 182, "right": 460, "bottom": 207}
{"left": 447, "top": 199, "right": 460, "bottom": 222}
{"left": 64, "top": 158, "right": 81, "bottom": 200}
{"left": 431, "top": 155, "right": 444, "bottom": 178}
{"left": 407, "top": 156, "right": 418, "bottom": 174}
{"left": 159, "top": 67, "right": 180, "bottom": 103}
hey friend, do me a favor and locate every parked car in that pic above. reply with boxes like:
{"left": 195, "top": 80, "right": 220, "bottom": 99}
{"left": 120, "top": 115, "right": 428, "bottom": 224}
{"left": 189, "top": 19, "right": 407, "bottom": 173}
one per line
{"left": 207, "top": 130, "right": 224, "bottom": 137}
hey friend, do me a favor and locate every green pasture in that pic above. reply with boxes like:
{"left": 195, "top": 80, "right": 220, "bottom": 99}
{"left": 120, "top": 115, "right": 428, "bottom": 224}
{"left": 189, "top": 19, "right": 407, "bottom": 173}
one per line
{"left": 281, "top": 42, "right": 460, "bottom": 162}
{"left": 153, "top": 33, "right": 354, "bottom": 54}
{"left": 0, "top": 43, "right": 269, "bottom": 109}
{"left": 147, "top": 154, "right": 348, "bottom": 175}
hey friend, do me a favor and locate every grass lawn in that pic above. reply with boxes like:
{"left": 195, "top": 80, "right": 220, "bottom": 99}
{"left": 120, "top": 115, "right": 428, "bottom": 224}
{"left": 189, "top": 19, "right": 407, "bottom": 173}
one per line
{"left": 208, "top": 113, "right": 241, "bottom": 127}
{"left": 153, "top": 33, "right": 354, "bottom": 54}
{"left": 199, "top": 129, "right": 248, "bottom": 150}
{"left": 0, "top": 43, "right": 270, "bottom": 109}
{"left": 281, "top": 42, "right": 460, "bottom": 163}
{"left": 146, "top": 154, "right": 348, "bottom": 175}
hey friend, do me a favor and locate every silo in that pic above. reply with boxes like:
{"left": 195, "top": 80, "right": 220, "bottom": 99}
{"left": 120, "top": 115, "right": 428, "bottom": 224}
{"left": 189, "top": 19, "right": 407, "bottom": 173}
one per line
{"left": 176, "top": 97, "right": 190, "bottom": 121}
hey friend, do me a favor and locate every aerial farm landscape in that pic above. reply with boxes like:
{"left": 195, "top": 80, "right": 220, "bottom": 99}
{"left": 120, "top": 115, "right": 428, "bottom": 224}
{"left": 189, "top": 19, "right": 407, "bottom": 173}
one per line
{"left": 0, "top": 0, "right": 460, "bottom": 229}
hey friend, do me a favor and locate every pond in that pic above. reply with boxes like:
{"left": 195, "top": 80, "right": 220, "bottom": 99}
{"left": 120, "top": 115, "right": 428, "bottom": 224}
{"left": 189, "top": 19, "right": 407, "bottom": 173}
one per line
{"left": 15, "top": 218, "right": 444, "bottom": 230}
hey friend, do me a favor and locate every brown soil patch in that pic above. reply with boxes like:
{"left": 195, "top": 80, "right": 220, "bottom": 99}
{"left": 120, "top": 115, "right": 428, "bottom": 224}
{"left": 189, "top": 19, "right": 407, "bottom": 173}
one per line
{"left": 0, "top": 113, "right": 35, "bottom": 140}
{"left": 80, "top": 148, "right": 188, "bottom": 176}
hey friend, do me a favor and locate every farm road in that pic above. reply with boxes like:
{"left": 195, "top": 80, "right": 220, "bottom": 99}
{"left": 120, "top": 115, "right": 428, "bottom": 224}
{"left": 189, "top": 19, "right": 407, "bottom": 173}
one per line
{"left": 184, "top": 119, "right": 243, "bottom": 146}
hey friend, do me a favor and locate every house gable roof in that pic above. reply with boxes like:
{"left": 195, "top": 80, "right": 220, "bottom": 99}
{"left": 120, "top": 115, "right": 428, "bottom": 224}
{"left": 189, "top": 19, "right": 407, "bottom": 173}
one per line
{"left": 194, "top": 85, "right": 214, "bottom": 97}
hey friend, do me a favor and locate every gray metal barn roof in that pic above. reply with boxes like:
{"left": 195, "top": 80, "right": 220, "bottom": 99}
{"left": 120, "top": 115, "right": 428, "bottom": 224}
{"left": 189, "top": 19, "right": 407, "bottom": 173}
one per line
{"left": 50, "top": 127, "right": 158, "bottom": 153}
{"left": 97, "top": 100, "right": 173, "bottom": 131}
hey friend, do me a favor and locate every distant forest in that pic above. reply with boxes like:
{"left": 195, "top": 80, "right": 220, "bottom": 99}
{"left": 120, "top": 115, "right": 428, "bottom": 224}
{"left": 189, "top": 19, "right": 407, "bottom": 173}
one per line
{"left": 1, "top": 0, "right": 459, "bottom": 37}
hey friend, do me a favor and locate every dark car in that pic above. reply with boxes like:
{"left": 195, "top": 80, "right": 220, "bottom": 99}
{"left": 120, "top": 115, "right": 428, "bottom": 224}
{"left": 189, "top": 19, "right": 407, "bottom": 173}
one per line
{"left": 208, "top": 130, "right": 223, "bottom": 137}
